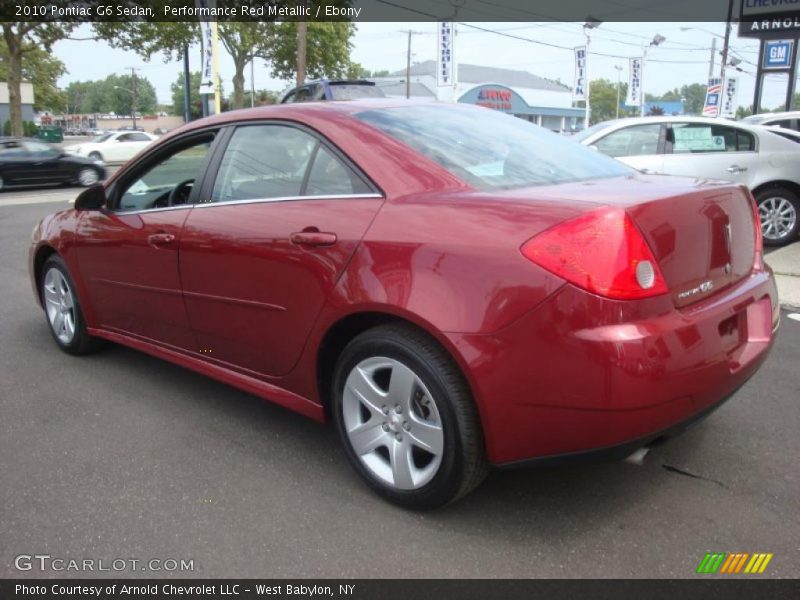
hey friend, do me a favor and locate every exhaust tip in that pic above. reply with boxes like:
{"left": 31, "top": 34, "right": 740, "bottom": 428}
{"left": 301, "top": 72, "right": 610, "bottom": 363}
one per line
{"left": 624, "top": 447, "right": 650, "bottom": 466}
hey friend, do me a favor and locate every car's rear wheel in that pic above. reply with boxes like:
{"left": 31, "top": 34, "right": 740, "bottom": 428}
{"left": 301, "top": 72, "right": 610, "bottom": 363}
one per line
{"left": 332, "top": 323, "right": 488, "bottom": 509}
{"left": 40, "top": 255, "right": 102, "bottom": 355}
{"left": 755, "top": 187, "right": 799, "bottom": 246}
{"left": 77, "top": 167, "right": 99, "bottom": 187}
{"left": 88, "top": 151, "right": 102, "bottom": 161}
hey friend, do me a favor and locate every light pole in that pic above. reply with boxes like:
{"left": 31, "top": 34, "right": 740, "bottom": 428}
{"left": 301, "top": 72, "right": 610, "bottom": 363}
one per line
{"left": 680, "top": 26, "right": 721, "bottom": 80}
{"left": 614, "top": 65, "right": 623, "bottom": 119}
{"left": 642, "top": 34, "right": 666, "bottom": 116}
{"left": 583, "top": 18, "right": 602, "bottom": 129}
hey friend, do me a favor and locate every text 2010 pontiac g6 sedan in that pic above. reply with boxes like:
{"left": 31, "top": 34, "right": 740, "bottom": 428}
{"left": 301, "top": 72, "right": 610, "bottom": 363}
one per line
{"left": 29, "top": 101, "right": 779, "bottom": 508}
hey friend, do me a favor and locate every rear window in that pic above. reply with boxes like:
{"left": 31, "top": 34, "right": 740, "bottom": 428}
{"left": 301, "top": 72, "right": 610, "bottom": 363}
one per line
{"left": 354, "top": 105, "right": 632, "bottom": 190}
{"left": 329, "top": 84, "right": 385, "bottom": 101}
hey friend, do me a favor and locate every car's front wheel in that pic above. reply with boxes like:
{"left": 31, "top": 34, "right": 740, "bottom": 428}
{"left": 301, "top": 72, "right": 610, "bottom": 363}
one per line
{"left": 40, "top": 255, "right": 103, "bottom": 355}
{"left": 755, "top": 186, "right": 799, "bottom": 247}
{"left": 333, "top": 323, "right": 488, "bottom": 509}
{"left": 88, "top": 151, "right": 102, "bottom": 161}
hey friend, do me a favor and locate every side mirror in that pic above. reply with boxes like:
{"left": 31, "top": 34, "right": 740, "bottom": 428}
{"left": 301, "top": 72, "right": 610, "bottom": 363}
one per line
{"left": 74, "top": 184, "right": 106, "bottom": 211}
{"left": 589, "top": 144, "right": 599, "bottom": 152}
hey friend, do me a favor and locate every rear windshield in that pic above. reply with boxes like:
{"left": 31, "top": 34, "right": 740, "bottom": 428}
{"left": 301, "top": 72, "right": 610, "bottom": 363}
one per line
{"left": 354, "top": 105, "right": 632, "bottom": 190}
{"left": 329, "top": 84, "right": 385, "bottom": 101}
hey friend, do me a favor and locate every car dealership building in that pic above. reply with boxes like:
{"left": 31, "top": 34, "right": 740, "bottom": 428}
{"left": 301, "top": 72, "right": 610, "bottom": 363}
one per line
{"left": 371, "top": 61, "right": 586, "bottom": 132}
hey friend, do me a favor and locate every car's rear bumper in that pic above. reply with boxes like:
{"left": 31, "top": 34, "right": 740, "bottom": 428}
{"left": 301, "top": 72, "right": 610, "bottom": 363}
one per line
{"left": 447, "top": 268, "right": 779, "bottom": 465}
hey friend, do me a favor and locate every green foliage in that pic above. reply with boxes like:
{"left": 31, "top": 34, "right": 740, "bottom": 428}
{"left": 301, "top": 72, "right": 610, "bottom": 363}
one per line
{"left": 356, "top": 68, "right": 391, "bottom": 78}
{"left": 587, "top": 78, "right": 630, "bottom": 124}
{"left": 64, "top": 75, "right": 157, "bottom": 115}
{"left": 0, "top": 44, "right": 67, "bottom": 112}
{"left": 3, "top": 120, "right": 37, "bottom": 136}
{"left": 647, "top": 83, "right": 707, "bottom": 115}
{"left": 268, "top": 22, "right": 357, "bottom": 82}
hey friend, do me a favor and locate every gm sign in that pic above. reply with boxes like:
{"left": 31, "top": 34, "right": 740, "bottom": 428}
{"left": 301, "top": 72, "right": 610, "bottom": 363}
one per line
{"left": 764, "top": 40, "right": 795, "bottom": 69}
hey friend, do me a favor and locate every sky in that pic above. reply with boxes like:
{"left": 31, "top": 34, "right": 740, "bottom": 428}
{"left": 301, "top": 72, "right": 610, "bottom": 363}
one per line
{"left": 51, "top": 22, "right": 795, "bottom": 111}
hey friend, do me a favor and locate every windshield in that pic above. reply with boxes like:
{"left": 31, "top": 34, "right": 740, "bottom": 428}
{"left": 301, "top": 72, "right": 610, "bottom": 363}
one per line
{"left": 329, "top": 84, "right": 385, "bottom": 101}
{"left": 354, "top": 105, "right": 632, "bottom": 190}
{"left": 573, "top": 120, "right": 618, "bottom": 142}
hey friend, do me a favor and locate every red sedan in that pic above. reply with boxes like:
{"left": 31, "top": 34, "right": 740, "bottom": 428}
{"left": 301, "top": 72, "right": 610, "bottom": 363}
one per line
{"left": 29, "top": 101, "right": 779, "bottom": 508}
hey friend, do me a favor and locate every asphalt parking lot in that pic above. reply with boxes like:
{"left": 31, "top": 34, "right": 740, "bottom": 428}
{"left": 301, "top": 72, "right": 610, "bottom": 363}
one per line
{"left": 1, "top": 194, "right": 798, "bottom": 579}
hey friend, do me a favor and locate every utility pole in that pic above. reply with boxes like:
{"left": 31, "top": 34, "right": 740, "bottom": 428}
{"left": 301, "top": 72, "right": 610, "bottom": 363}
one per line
{"left": 130, "top": 67, "right": 137, "bottom": 131}
{"left": 406, "top": 29, "right": 412, "bottom": 99}
{"left": 183, "top": 46, "right": 191, "bottom": 123}
{"left": 719, "top": 0, "right": 734, "bottom": 117}
{"left": 614, "top": 65, "right": 622, "bottom": 119}
{"left": 709, "top": 36, "right": 717, "bottom": 80}
{"left": 296, "top": 21, "right": 307, "bottom": 89}
{"left": 250, "top": 52, "right": 255, "bottom": 108}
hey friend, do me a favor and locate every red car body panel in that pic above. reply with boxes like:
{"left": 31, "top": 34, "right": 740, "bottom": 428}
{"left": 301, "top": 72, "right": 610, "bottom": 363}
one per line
{"left": 29, "top": 101, "right": 780, "bottom": 466}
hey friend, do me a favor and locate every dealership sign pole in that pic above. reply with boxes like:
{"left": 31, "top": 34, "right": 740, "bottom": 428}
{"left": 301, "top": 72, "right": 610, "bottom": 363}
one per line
{"left": 739, "top": 0, "right": 800, "bottom": 112}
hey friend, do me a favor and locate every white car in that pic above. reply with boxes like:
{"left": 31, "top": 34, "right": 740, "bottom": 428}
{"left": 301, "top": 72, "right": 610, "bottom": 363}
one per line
{"left": 741, "top": 111, "right": 800, "bottom": 132}
{"left": 575, "top": 116, "right": 800, "bottom": 246}
{"left": 68, "top": 131, "right": 159, "bottom": 164}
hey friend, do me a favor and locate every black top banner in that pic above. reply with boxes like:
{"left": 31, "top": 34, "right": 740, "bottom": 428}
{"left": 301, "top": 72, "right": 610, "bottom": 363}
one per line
{"left": 2, "top": 579, "right": 800, "bottom": 600}
{"left": 3, "top": 0, "right": 740, "bottom": 23}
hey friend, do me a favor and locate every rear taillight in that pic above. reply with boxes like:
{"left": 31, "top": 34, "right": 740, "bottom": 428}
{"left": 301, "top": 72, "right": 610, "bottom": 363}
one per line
{"left": 520, "top": 206, "right": 668, "bottom": 300}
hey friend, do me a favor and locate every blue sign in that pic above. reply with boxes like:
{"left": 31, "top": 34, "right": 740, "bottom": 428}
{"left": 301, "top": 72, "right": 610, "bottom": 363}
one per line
{"left": 763, "top": 40, "right": 795, "bottom": 69}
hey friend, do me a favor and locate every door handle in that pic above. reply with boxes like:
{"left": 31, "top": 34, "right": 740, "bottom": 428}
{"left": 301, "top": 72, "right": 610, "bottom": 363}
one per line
{"left": 147, "top": 233, "right": 175, "bottom": 247}
{"left": 726, "top": 165, "right": 748, "bottom": 174}
{"left": 290, "top": 230, "right": 337, "bottom": 247}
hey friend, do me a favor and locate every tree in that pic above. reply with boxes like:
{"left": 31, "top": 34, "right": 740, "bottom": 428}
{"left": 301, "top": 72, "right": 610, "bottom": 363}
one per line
{"left": 646, "top": 83, "right": 707, "bottom": 115}
{"left": 647, "top": 106, "right": 665, "bottom": 116}
{"left": 217, "top": 23, "right": 276, "bottom": 110}
{"left": 356, "top": 67, "right": 391, "bottom": 78}
{"left": 2, "top": 23, "right": 75, "bottom": 135}
{"left": 267, "top": 22, "right": 357, "bottom": 83}
{"left": 0, "top": 44, "right": 66, "bottom": 113}
{"left": 587, "top": 78, "right": 629, "bottom": 124}
{"left": 243, "top": 89, "right": 279, "bottom": 107}
{"left": 171, "top": 71, "right": 203, "bottom": 120}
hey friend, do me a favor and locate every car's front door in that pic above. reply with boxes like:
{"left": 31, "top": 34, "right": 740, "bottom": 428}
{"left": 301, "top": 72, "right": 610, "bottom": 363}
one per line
{"left": 20, "top": 141, "right": 64, "bottom": 182}
{"left": 179, "top": 123, "right": 383, "bottom": 377}
{"left": 661, "top": 122, "right": 758, "bottom": 186}
{"left": 75, "top": 132, "right": 217, "bottom": 349}
{"left": 591, "top": 123, "right": 665, "bottom": 173}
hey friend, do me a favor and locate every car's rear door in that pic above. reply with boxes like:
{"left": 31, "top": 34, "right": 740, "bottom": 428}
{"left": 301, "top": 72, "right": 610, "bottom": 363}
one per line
{"left": 178, "top": 122, "right": 383, "bottom": 377}
{"left": 661, "top": 122, "right": 758, "bottom": 186}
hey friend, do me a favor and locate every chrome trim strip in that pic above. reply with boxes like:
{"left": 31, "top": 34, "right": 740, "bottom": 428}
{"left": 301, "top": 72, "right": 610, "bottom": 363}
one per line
{"left": 110, "top": 205, "right": 193, "bottom": 216}
{"left": 192, "top": 193, "right": 384, "bottom": 208}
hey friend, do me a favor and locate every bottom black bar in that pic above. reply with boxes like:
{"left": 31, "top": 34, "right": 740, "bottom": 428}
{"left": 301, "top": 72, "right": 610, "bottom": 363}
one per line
{"left": 1, "top": 579, "right": 799, "bottom": 600}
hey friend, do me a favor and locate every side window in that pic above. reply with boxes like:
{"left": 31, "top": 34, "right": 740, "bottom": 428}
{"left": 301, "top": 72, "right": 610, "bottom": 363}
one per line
{"left": 211, "top": 125, "right": 316, "bottom": 202}
{"left": 295, "top": 87, "right": 313, "bottom": 102}
{"left": 0, "top": 141, "right": 26, "bottom": 157}
{"left": 594, "top": 124, "right": 661, "bottom": 158}
{"left": 115, "top": 137, "right": 213, "bottom": 212}
{"left": 282, "top": 91, "right": 296, "bottom": 104}
{"left": 24, "top": 141, "right": 58, "bottom": 157}
{"left": 670, "top": 123, "right": 753, "bottom": 154}
{"left": 305, "top": 145, "right": 373, "bottom": 196}
{"left": 768, "top": 119, "right": 793, "bottom": 129}
{"left": 126, "top": 132, "right": 151, "bottom": 142}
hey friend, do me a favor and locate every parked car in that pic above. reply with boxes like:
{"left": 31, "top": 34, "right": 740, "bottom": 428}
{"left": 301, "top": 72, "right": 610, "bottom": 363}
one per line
{"left": 0, "top": 137, "right": 105, "bottom": 191}
{"left": 67, "top": 130, "right": 158, "bottom": 164}
{"left": 29, "top": 102, "right": 778, "bottom": 508}
{"left": 741, "top": 111, "right": 800, "bottom": 132}
{"left": 576, "top": 116, "right": 800, "bottom": 246}
{"left": 280, "top": 79, "right": 386, "bottom": 103}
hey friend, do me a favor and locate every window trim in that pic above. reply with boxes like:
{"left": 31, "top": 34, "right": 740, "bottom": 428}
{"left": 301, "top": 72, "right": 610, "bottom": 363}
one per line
{"left": 197, "top": 119, "right": 383, "bottom": 206}
{"left": 105, "top": 129, "right": 221, "bottom": 214}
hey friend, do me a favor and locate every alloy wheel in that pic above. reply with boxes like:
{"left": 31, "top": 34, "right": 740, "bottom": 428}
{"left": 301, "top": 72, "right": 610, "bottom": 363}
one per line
{"left": 342, "top": 357, "right": 444, "bottom": 490}
{"left": 759, "top": 196, "right": 797, "bottom": 241}
{"left": 78, "top": 168, "right": 99, "bottom": 186}
{"left": 43, "top": 267, "right": 77, "bottom": 344}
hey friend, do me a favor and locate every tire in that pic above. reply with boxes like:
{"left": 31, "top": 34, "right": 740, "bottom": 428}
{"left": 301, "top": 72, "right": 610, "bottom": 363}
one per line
{"left": 40, "top": 255, "right": 103, "bottom": 355}
{"left": 0, "top": 174, "right": 4, "bottom": 192}
{"left": 77, "top": 167, "right": 100, "bottom": 187}
{"left": 332, "top": 323, "right": 488, "bottom": 509}
{"left": 88, "top": 151, "right": 102, "bottom": 161}
{"left": 755, "top": 186, "right": 800, "bottom": 247}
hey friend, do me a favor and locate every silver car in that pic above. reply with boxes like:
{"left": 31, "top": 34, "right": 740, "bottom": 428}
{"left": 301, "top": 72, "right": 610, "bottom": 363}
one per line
{"left": 576, "top": 116, "right": 800, "bottom": 246}
{"left": 741, "top": 111, "right": 800, "bottom": 132}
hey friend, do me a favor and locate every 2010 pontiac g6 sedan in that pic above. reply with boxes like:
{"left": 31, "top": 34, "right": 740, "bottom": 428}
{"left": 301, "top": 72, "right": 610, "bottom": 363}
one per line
{"left": 29, "top": 101, "right": 779, "bottom": 509}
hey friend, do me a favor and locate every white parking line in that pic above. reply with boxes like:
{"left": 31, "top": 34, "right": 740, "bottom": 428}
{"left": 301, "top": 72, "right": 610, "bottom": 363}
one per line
{"left": 787, "top": 313, "right": 800, "bottom": 323}
{"left": 0, "top": 191, "right": 78, "bottom": 207}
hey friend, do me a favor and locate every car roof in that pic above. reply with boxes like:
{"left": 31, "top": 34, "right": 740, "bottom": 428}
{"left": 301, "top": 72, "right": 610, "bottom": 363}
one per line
{"left": 744, "top": 111, "right": 800, "bottom": 120}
